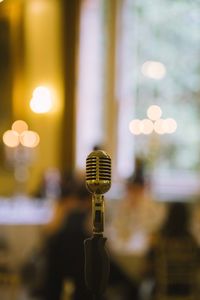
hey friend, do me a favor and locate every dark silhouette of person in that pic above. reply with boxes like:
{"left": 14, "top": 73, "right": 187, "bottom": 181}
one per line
{"left": 39, "top": 178, "right": 92, "bottom": 300}
{"left": 142, "top": 202, "right": 200, "bottom": 300}
{"left": 31, "top": 173, "right": 139, "bottom": 300}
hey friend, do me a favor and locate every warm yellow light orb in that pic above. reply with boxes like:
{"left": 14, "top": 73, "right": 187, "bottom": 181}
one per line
{"left": 141, "top": 61, "right": 166, "bottom": 80}
{"left": 147, "top": 105, "right": 162, "bottom": 121}
{"left": 3, "top": 130, "right": 20, "bottom": 147}
{"left": 12, "top": 120, "right": 28, "bottom": 134}
{"left": 140, "top": 119, "right": 154, "bottom": 134}
{"left": 30, "top": 86, "right": 53, "bottom": 114}
{"left": 129, "top": 119, "right": 141, "bottom": 135}
{"left": 0, "top": 0, "right": 4, "bottom": 3}
{"left": 20, "top": 131, "right": 40, "bottom": 148}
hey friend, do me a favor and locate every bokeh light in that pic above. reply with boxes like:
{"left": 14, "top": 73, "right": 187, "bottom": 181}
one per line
{"left": 147, "top": 105, "right": 162, "bottom": 121}
{"left": 20, "top": 131, "right": 40, "bottom": 148}
{"left": 3, "top": 130, "right": 20, "bottom": 148}
{"left": 30, "top": 86, "right": 53, "bottom": 114}
{"left": 12, "top": 120, "right": 28, "bottom": 134}
{"left": 141, "top": 61, "right": 166, "bottom": 80}
{"left": 140, "top": 119, "right": 154, "bottom": 134}
{"left": 164, "top": 118, "right": 177, "bottom": 134}
{"left": 154, "top": 119, "right": 166, "bottom": 134}
{"left": 129, "top": 119, "right": 141, "bottom": 135}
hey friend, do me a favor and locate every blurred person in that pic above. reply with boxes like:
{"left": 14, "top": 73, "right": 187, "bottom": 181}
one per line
{"left": 103, "top": 157, "right": 165, "bottom": 299}
{"left": 28, "top": 172, "right": 140, "bottom": 300}
{"left": 35, "top": 178, "right": 92, "bottom": 300}
{"left": 108, "top": 158, "right": 165, "bottom": 254}
{"left": 20, "top": 173, "right": 88, "bottom": 299}
{"left": 141, "top": 202, "right": 200, "bottom": 300}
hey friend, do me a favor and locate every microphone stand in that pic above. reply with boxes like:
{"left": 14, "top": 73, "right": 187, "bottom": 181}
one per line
{"left": 84, "top": 195, "right": 110, "bottom": 299}
{"left": 84, "top": 234, "right": 110, "bottom": 300}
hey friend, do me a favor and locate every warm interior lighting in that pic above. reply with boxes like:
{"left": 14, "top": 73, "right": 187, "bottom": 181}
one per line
{"left": 30, "top": 2, "right": 45, "bottom": 13}
{"left": 12, "top": 120, "right": 28, "bottom": 134}
{"left": 129, "top": 119, "right": 141, "bottom": 135}
{"left": 0, "top": 0, "right": 4, "bottom": 3}
{"left": 20, "top": 131, "right": 40, "bottom": 148}
{"left": 140, "top": 119, "right": 154, "bottom": 134}
{"left": 30, "top": 86, "right": 53, "bottom": 114}
{"left": 3, "top": 130, "right": 19, "bottom": 148}
{"left": 141, "top": 61, "right": 166, "bottom": 80}
{"left": 147, "top": 105, "right": 162, "bottom": 120}
{"left": 164, "top": 118, "right": 177, "bottom": 133}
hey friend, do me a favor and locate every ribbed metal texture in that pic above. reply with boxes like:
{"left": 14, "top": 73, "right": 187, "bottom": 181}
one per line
{"left": 86, "top": 150, "right": 111, "bottom": 194}
{"left": 86, "top": 156, "right": 111, "bottom": 181}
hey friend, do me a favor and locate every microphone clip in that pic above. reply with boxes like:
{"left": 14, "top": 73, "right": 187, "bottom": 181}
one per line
{"left": 92, "top": 194, "right": 104, "bottom": 234}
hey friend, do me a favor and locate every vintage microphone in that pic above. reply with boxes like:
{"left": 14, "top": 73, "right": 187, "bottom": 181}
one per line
{"left": 84, "top": 150, "right": 111, "bottom": 300}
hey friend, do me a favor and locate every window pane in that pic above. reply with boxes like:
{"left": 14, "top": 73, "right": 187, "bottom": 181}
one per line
{"left": 117, "top": 0, "right": 200, "bottom": 179}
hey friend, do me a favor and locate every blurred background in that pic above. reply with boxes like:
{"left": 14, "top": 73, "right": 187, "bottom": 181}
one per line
{"left": 0, "top": 0, "right": 200, "bottom": 299}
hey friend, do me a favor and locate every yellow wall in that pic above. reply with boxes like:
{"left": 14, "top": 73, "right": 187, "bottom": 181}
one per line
{"left": 24, "top": 0, "right": 64, "bottom": 193}
{"left": 12, "top": 0, "right": 64, "bottom": 194}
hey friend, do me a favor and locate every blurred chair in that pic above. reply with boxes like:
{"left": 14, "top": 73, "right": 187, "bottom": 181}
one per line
{"left": 153, "top": 237, "right": 199, "bottom": 300}
{"left": 141, "top": 202, "right": 200, "bottom": 300}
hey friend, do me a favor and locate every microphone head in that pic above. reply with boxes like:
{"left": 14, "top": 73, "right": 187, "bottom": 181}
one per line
{"left": 86, "top": 150, "right": 111, "bottom": 195}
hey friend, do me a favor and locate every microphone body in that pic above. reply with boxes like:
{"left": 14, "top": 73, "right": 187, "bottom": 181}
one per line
{"left": 84, "top": 150, "right": 111, "bottom": 297}
{"left": 86, "top": 150, "right": 111, "bottom": 235}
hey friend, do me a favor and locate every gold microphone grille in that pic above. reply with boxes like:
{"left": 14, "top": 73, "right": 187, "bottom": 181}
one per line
{"left": 86, "top": 157, "right": 111, "bottom": 181}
